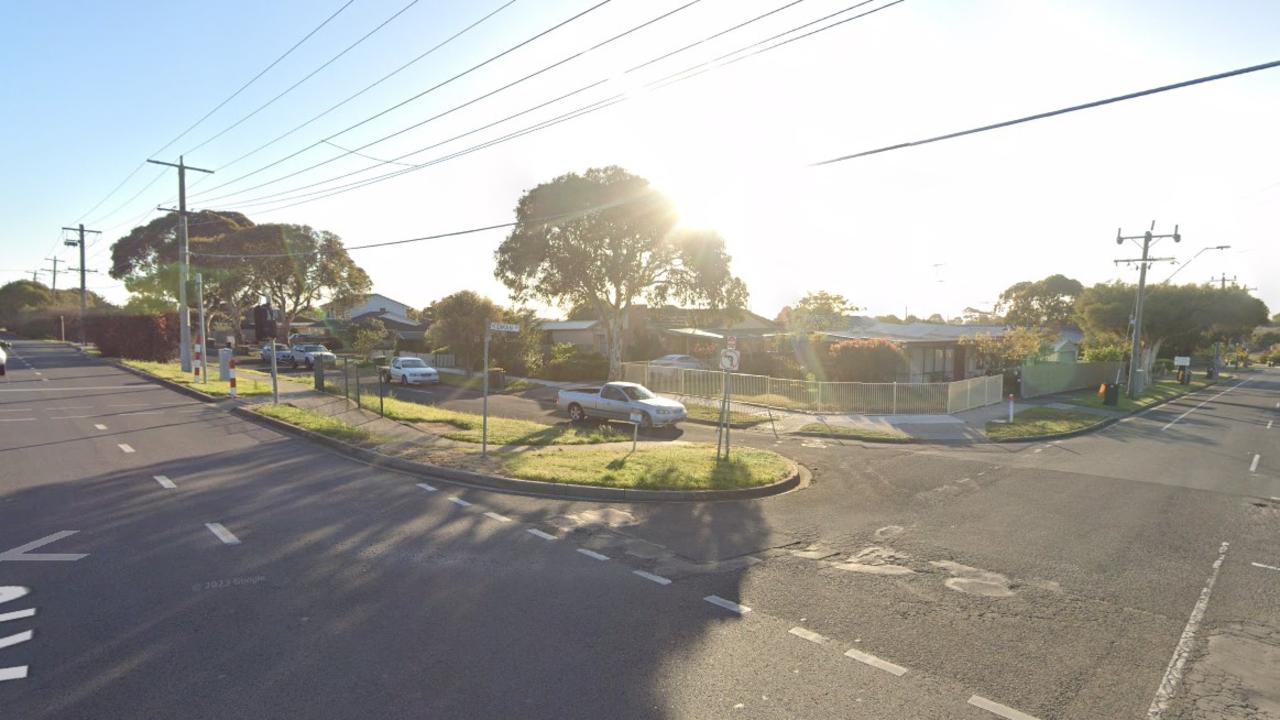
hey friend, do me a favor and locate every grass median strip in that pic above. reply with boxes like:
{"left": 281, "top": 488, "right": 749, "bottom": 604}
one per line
{"left": 121, "top": 359, "right": 295, "bottom": 397}
{"left": 985, "top": 407, "right": 1102, "bottom": 440}
{"left": 251, "top": 403, "right": 381, "bottom": 445}
{"left": 796, "top": 423, "right": 908, "bottom": 441}
{"left": 682, "top": 403, "right": 769, "bottom": 427}
{"left": 1062, "top": 376, "right": 1221, "bottom": 413}
{"left": 502, "top": 444, "right": 793, "bottom": 490}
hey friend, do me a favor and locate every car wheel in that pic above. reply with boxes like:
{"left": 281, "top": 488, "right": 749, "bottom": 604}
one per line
{"left": 640, "top": 412, "right": 653, "bottom": 429}
{"left": 401, "top": 376, "right": 408, "bottom": 386}
{"left": 305, "top": 360, "right": 313, "bottom": 370}
{"left": 567, "top": 403, "right": 585, "bottom": 422}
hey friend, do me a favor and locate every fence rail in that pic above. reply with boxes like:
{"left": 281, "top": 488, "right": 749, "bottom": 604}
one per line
{"left": 621, "top": 362, "right": 1003, "bottom": 415}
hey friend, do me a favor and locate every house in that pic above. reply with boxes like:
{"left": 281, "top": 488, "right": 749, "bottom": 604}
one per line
{"left": 539, "top": 305, "right": 781, "bottom": 359}
{"left": 820, "top": 319, "right": 1009, "bottom": 382}
{"left": 1045, "top": 328, "right": 1084, "bottom": 363}
{"left": 541, "top": 319, "right": 607, "bottom": 354}
{"left": 325, "top": 293, "right": 426, "bottom": 343}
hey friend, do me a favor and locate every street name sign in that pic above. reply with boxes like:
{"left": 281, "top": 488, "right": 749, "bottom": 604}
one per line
{"left": 1173, "top": 356, "right": 1191, "bottom": 367}
{"left": 488, "top": 322, "right": 521, "bottom": 333}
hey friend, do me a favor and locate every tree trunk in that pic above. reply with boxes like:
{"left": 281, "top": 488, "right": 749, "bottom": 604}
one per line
{"left": 606, "top": 310, "right": 624, "bottom": 381}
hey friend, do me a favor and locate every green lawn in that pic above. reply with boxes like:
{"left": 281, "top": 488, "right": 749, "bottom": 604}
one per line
{"left": 333, "top": 384, "right": 622, "bottom": 445}
{"left": 502, "top": 444, "right": 793, "bottom": 490}
{"left": 121, "top": 359, "right": 276, "bottom": 397}
{"left": 250, "top": 403, "right": 379, "bottom": 444}
{"left": 986, "top": 407, "right": 1102, "bottom": 440}
{"left": 795, "top": 423, "right": 908, "bottom": 441}
{"left": 436, "top": 372, "right": 536, "bottom": 394}
{"left": 1062, "top": 376, "right": 1221, "bottom": 413}
{"left": 683, "top": 403, "right": 769, "bottom": 427}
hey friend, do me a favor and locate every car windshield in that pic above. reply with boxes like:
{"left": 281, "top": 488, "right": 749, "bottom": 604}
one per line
{"left": 303, "top": 345, "right": 326, "bottom": 352}
{"left": 621, "top": 385, "right": 654, "bottom": 401}
{"left": 399, "top": 359, "right": 426, "bottom": 368}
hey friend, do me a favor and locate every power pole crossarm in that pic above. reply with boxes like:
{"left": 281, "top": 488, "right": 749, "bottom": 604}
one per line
{"left": 1112, "top": 223, "right": 1181, "bottom": 398}
{"left": 62, "top": 224, "right": 101, "bottom": 346}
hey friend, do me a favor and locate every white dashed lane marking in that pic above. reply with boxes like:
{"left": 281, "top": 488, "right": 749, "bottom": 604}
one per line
{"left": 576, "top": 549, "right": 609, "bottom": 561}
{"left": 1252, "top": 562, "right": 1280, "bottom": 572}
{"left": 703, "top": 595, "right": 751, "bottom": 615}
{"left": 526, "top": 529, "right": 556, "bottom": 541}
{"left": 204, "top": 523, "right": 241, "bottom": 545}
{"left": 415, "top": 482, "right": 437, "bottom": 492}
{"left": 448, "top": 497, "right": 472, "bottom": 508}
{"left": 844, "top": 647, "right": 908, "bottom": 676}
{"left": 632, "top": 570, "right": 672, "bottom": 586}
{"left": 788, "top": 626, "right": 829, "bottom": 644}
{"left": 117, "top": 443, "right": 135, "bottom": 453}
{"left": 968, "top": 694, "right": 1042, "bottom": 720}
{"left": 153, "top": 475, "right": 176, "bottom": 489}
{"left": 1250, "top": 454, "right": 1260, "bottom": 473}
{"left": 483, "top": 511, "right": 512, "bottom": 523}
{"left": 93, "top": 424, "right": 107, "bottom": 430}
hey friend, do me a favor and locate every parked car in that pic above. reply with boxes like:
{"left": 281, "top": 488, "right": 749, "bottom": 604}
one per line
{"left": 557, "top": 382, "right": 686, "bottom": 428}
{"left": 380, "top": 356, "right": 440, "bottom": 385}
{"left": 288, "top": 344, "right": 337, "bottom": 369}
{"left": 259, "top": 342, "right": 290, "bottom": 363}
{"left": 649, "top": 354, "right": 708, "bottom": 370}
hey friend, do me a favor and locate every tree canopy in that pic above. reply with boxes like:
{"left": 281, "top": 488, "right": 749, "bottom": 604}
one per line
{"left": 776, "top": 291, "right": 855, "bottom": 334}
{"left": 425, "top": 290, "right": 503, "bottom": 371}
{"left": 494, "top": 166, "right": 747, "bottom": 379}
{"left": 996, "top": 274, "right": 1083, "bottom": 329}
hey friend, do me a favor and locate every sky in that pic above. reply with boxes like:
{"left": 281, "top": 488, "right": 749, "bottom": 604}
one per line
{"left": 1, "top": 0, "right": 1276, "bottom": 323}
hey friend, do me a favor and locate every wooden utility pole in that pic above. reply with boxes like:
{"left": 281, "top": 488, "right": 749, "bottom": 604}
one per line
{"left": 61, "top": 224, "right": 101, "bottom": 346}
{"left": 1114, "top": 222, "right": 1180, "bottom": 398}
{"left": 42, "top": 257, "right": 61, "bottom": 292}
{"left": 147, "top": 156, "right": 213, "bottom": 372}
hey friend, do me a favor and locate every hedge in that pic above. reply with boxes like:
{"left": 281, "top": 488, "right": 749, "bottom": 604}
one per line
{"left": 85, "top": 314, "right": 180, "bottom": 361}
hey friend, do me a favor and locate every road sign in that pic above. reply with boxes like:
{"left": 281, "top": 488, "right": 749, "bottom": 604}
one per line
{"left": 488, "top": 322, "right": 520, "bottom": 333}
{"left": 1173, "top": 356, "right": 1191, "bottom": 367}
{"left": 629, "top": 412, "right": 644, "bottom": 424}
{"left": 726, "top": 335, "right": 737, "bottom": 350}
{"left": 720, "top": 348, "right": 740, "bottom": 371}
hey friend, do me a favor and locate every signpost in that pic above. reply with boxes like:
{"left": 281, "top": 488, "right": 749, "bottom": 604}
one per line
{"left": 483, "top": 321, "right": 521, "bottom": 456}
{"left": 715, "top": 339, "right": 740, "bottom": 461}
{"left": 628, "top": 411, "right": 642, "bottom": 452}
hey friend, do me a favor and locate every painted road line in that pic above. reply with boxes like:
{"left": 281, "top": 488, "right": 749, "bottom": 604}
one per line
{"left": 0, "top": 630, "right": 34, "bottom": 651}
{"left": 844, "top": 647, "right": 908, "bottom": 676}
{"left": 415, "top": 482, "right": 437, "bottom": 492}
{"left": 1147, "top": 541, "right": 1230, "bottom": 719}
{"left": 788, "top": 626, "right": 829, "bottom": 644}
{"left": 153, "top": 475, "right": 177, "bottom": 489}
{"left": 117, "top": 443, "right": 135, "bottom": 454}
{"left": 633, "top": 570, "right": 672, "bottom": 586}
{"left": 0, "top": 418, "right": 34, "bottom": 422}
{"left": 703, "top": 595, "right": 751, "bottom": 614}
{"left": 1161, "top": 379, "right": 1248, "bottom": 431}
{"left": 0, "top": 666, "right": 28, "bottom": 682}
{"left": 0, "top": 408, "right": 33, "bottom": 412}
{"left": 527, "top": 529, "right": 557, "bottom": 541}
{"left": 93, "top": 424, "right": 107, "bottom": 430}
{"left": 0, "top": 608, "right": 36, "bottom": 623}
{"left": 483, "top": 511, "right": 512, "bottom": 523}
{"left": 1269, "top": 420, "right": 1274, "bottom": 429}
{"left": 448, "top": 496, "right": 472, "bottom": 508}
{"left": 32, "top": 372, "right": 40, "bottom": 376}
{"left": 968, "top": 694, "right": 1042, "bottom": 720}
{"left": 576, "top": 549, "right": 609, "bottom": 561}
{"left": 1033, "top": 448, "right": 1044, "bottom": 454}
{"left": 119, "top": 410, "right": 166, "bottom": 416}
{"left": 1251, "top": 562, "right": 1280, "bottom": 572}
{"left": 1250, "top": 454, "right": 1261, "bottom": 473}
{"left": 0, "top": 531, "right": 87, "bottom": 562}
{"left": 204, "top": 523, "right": 241, "bottom": 545}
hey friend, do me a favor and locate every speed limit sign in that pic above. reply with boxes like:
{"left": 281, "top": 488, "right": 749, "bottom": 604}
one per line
{"left": 720, "top": 349, "right": 740, "bottom": 371}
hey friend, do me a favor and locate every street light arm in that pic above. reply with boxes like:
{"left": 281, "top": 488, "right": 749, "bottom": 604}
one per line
{"left": 1161, "top": 245, "right": 1230, "bottom": 284}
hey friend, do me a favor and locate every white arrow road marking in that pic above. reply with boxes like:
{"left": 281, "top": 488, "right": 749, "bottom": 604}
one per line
{"left": 0, "top": 531, "right": 87, "bottom": 562}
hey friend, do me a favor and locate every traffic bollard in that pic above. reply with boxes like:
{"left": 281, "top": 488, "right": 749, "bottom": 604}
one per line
{"left": 1007, "top": 394, "right": 1014, "bottom": 423}
{"left": 228, "top": 357, "right": 237, "bottom": 398}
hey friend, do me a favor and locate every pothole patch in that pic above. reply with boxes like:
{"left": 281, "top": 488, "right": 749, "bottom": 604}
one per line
{"left": 931, "top": 560, "right": 1015, "bottom": 597}
{"left": 828, "top": 545, "right": 915, "bottom": 576}
{"left": 874, "top": 525, "right": 905, "bottom": 541}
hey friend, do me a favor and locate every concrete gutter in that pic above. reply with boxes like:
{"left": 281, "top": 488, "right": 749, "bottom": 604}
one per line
{"left": 110, "top": 360, "right": 220, "bottom": 403}
{"left": 231, "top": 404, "right": 806, "bottom": 504}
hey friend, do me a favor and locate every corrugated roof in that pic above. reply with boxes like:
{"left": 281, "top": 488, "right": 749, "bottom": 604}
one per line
{"left": 821, "top": 323, "right": 1008, "bottom": 344}
{"left": 541, "top": 320, "right": 600, "bottom": 331}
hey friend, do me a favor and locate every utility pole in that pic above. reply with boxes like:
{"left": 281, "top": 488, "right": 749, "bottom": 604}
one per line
{"left": 62, "top": 224, "right": 101, "bottom": 346}
{"left": 29, "top": 270, "right": 41, "bottom": 283}
{"left": 1114, "top": 222, "right": 1180, "bottom": 398}
{"left": 147, "top": 156, "right": 213, "bottom": 372}
{"left": 42, "top": 257, "right": 61, "bottom": 292}
{"left": 1209, "top": 274, "right": 1237, "bottom": 290}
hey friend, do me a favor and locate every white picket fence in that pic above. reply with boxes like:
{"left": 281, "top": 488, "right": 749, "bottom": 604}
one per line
{"left": 621, "top": 362, "right": 1003, "bottom": 415}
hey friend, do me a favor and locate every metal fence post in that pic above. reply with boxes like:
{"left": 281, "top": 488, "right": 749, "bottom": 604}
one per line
{"left": 355, "top": 362, "right": 361, "bottom": 409}
{"left": 378, "top": 371, "right": 384, "bottom": 416}
{"left": 343, "top": 358, "right": 349, "bottom": 405}
{"left": 892, "top": 381, "right": 897, "bottom": 414}
{"left": 816, "top": 381, "right": 822, "bottom": 413}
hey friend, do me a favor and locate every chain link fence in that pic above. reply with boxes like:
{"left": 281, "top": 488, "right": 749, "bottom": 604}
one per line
{"left": 621, "top": 362, "right": 1003, "bottom": 415}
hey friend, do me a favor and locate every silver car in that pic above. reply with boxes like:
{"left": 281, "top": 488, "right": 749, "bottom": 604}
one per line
{"left": 557, "top": 382, "right": 687, "bottom": 428}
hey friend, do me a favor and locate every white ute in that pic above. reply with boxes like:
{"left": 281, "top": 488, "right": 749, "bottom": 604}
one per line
{"left": 557, "top": 382, "right": 686, "bottom": 428}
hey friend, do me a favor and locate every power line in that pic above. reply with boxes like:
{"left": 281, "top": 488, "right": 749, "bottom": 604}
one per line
{"left": 811, "top": 59, "right": 1280, "bottom": 167}
{"left": 72, "top": 0, "right": 357, "bottom": 225}
{"left": 180, "top": 0, "right": 424, "bottom": 157}
{"left": 219, "top": 0, "right": 818, "bottom": 209}
{"left": 235, "top": 0, "right": 899, "bottom": 213}
{"left": 190, "top": 0, "right": 618, "bottom": 201}
{"left": 196, "top": 0, "right": 707, "bottom": 204}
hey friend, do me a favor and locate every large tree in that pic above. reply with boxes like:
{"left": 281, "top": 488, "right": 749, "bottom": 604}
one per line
{"left": 1076, "top": 282, "right": 1269, "bottom": 370}
{"left": 996, "top": 274, "right": 1084, "bottom": 329}
{"left": 495, "top": 166, "right": 747, "bottom": 379}
{"left": 220, "top": 224, "right": 371, "bottom": 339}
{"left": 425, "top": 290, "right": 503, "bottom": 371}
{"left": 777, "top": 291, "right": 855, "bottom": 334}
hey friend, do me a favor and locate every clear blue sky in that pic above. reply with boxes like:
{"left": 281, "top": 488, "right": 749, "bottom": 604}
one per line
{"left": 2, "top": 0, "right": 1276, "bottom": 319}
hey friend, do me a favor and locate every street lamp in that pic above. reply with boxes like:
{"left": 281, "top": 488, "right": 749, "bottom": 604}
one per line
{"left": 1162, "top": 245, "right": 1231, "bottom": 283}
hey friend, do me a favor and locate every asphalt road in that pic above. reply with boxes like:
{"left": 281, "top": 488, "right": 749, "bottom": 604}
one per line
{"left": 2, "top": 341, "right": 1277, "bottom": 719}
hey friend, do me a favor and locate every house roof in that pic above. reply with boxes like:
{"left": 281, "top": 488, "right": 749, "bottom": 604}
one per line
{"left": 821, "top": 322, "right": 1009, "bottom": 344}
{"left": 350, "top": 309, "right": 420, "bottom": 330}
{"left": 664, "top": 327, "right": 724, "bottom": 339}
{"left": 541, "top": 320, "right": 601, "bottom": 331}
{"left": 632, "top": 305, "right": 778, "bottom": 333}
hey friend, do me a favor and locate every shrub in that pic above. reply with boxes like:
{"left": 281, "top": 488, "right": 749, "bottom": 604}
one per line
{"left": 538, "top": 343, "right": 608, "bottom": 381}
{"left": 84, "top": 314, "right": 180, "bottom": 360}
{"left": 825, "top": 339, "right": 906, "bottom": 382}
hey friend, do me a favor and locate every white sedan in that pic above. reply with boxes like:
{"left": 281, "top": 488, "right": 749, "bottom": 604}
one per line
{"left": 381, "top": 357, "right": 440, "bottom": 385}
